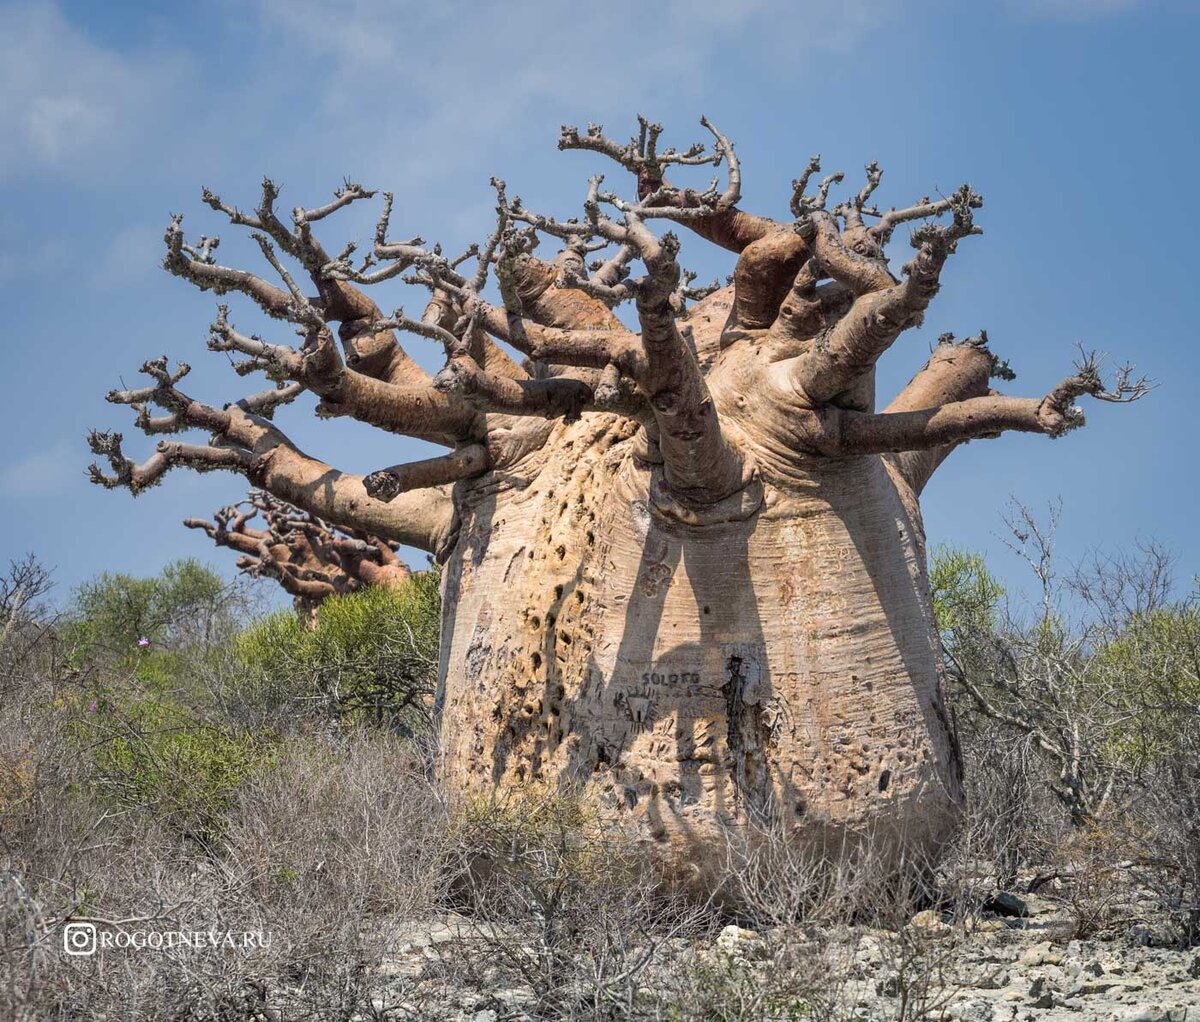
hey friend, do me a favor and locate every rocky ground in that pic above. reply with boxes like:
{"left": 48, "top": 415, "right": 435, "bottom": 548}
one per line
{"left": 336, "top": 892, "right": 1199, "bottom": 1021}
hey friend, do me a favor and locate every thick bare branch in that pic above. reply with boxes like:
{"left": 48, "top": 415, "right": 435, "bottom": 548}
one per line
{"left": 627, "top": 221, "right": 748, "bottom": 501}
{"left": 870, "top": 190, "right": 983, "bottom": 247}
{"left": 204, "top": 180, "right": 431, "bottom": 388}
{"left": 480, "top": 170, "right": 751, "bottom": 500}
{"left": 790, "top": 187, "right": 982, "bottom": 404}
{"left": 433, "top": 358, "right": 595, "bottom": 421}
{"left": 454, "top": 296, "right": 641, "bottom": 372}
{"left": 559, "top": 117, "right": 779, "bottom": 255}
{"left": 883, "top": 333, "right": 1009, "bottom": 493}
{"left": 185, "top": 489, "right": 412, "bottom": 604}
{"left": 885, "top": 332, "right": 1011, "bottom": 416}
{"left": 504, "top": 249, "right": 627, "bottom": 330}
{"left": 795, "top": 352, "right": 1149, "bottom": 457}
{"left": 209, "top": 309, "right": 479, "bottom": 445}
{"left": 364, "top": 445, "right": 491, "bottom": 503}
{"left": 88, "top": 432, "right": 251, "bottom": 494}
{"left": 163, "top": 215, "right": 294, "bottom": 320}
{"left": 90, "top": 360, "right": 458, "bottom": 554}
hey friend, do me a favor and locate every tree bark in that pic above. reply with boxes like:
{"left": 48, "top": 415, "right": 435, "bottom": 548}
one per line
{"left": 435, "top": 411, "right": 960, "bottom": 876}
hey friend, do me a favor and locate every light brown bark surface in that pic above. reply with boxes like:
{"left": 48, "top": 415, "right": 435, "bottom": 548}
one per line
{"left": 438, "top": 415, "right": 959, "bottom": 872}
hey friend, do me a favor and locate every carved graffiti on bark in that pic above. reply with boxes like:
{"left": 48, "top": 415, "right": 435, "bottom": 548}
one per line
{"left": 721, "top": 642, "right": 773, "bottom": 819}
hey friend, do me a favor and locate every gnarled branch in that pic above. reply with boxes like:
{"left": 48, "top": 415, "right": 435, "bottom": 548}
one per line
{"left": 185, "top": 489, "right": 413, "bottom": 606}
{"left": 796, "top": 349, "right": 1149, "bottom": 457}
{"left": 90, "top": 359, "right": 457, "bottom": 555}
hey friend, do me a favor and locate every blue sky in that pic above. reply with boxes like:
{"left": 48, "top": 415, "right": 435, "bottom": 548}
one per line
{"left": 1, "top": 0, "right": 1196, "bottom": 606}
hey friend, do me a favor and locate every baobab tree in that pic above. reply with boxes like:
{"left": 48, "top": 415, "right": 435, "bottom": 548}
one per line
{"left": 88, "top": 117, "right": 1145, "bottom": 875}
{"left": 184, "top": 490, "right": 412, "bottom": 619}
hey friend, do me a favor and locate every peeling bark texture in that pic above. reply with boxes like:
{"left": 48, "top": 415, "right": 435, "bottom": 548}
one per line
{"left": 91, "top": 119, "right": 1147, "bottom": 886}
{"left": 185, "top": 489, "right": 413, "bottom": 617}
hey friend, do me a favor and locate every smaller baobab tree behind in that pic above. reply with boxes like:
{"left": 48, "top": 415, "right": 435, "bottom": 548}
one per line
{"left": 184, "top": 490, "right": 412, "bottom": 620}
{"left": 88, "top": 115, "right": 1148, "bottom": 880}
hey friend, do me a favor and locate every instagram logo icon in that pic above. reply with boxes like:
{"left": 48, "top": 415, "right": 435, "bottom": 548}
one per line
{"left": 63, "top": 923, "right": 97, "bottom": 956}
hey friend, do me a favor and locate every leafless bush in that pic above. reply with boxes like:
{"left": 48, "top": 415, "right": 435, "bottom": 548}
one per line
{"left": 438, "top": 787, "right": 714, "bottom": 1020}
{"left": 936, "top": 505, "right": 1200, "bottom": 944}
{"left": 714, "top": 817, "right": 922, "bottom": 930}
{"left": 652, "top": 817, "right": 1000, "bottom": 1022}
{"left": 949, "top": 727, "right": 1062, "bottom": 892}
{"left": 1, "top": 687, "right": 454, "bottom": 1020}
{"left": 1123, "top": 760, "right": 1200, "bottom": 944}
{"left": 0, "top": 555, "right": 58, "bottom": 698}
{"left": 223, "top": 731, "right": 449, "bottom": 935}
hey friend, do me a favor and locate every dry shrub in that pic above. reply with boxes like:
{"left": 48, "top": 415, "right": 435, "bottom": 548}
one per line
{"left": 223, "top": 730, "right": 450, "bottom": 942}
{"left": 660, "top": 817, "right": 989, "bottom": 1022}
{"left": 438, "top": 787, "right": 714, "bottom": 1020}
{"left": 1, "top": 717, "right": 452, "bottom": 1019}
{"left": 1133, "top": 764, "right": 1200, "bottom": 943}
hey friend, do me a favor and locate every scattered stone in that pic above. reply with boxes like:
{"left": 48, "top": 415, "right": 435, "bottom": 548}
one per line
{"left": 909, "top": 909, "right": 953, "bottom": 935}
{"left": 975, "top": 968, "right": 1010, "bottom": 989}
{"left": 1018, "top": 941, "right": 1063, "bottom": 966}
{"left": 975, "top": 918, "right": 1010, "bottom": 933}
{"left": 1071, "top": 978, "right": 1120, "bottom": 996}
{"left": 1027, "top": 975, "right": 1054, "bottom": 1008}
{"left": 876, "top": 973, "right": 900, "bottom": 997}
{"left": 1130, "top": 925, "right": 1156, "bottom": 946}
{"left": 714, "top": 924, "right": 761, "bottom": 959}
{"left": 1116, "top": 1007, "right": 1186, "bottom": 1022}
{"left": 985, "top": 891, "right": 1030, "bottom": 918}
{"left": 348, "top": 900, "right": 1200, "bottom": 1020}
{"left": 945, "top": 999, "right": 992, "bottom": 1021}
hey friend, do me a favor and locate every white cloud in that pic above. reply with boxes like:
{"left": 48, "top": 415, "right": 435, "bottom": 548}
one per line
{"left": 253, "top": 0, "right": 898, "bottom": 184}
{"left": 0, "top": 236, "right": 69, "bottom": 282}
{"left": 87, "top": 225, "right": 164, "bottom": 291}
{"left": 0, "top": 2, "right": 184, "bottom": 181}
{"left": 0, "top": 438, "right": 78, "bottom": 498}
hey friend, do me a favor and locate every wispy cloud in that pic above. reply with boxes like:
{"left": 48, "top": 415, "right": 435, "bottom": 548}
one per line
{"left": 253, "top": 0, "right": 898, "bottom": 184}
{"left": 0, "top": 235, "right": 69, "bottom": 283}
{"left": 0, "top": 438, "right": 78, "bottom": 498}
{"left": 87, "top": 225, "right": 164, "bottom": 291}
{"left": 0, "top": 2, "right": 186, "bottom": 182}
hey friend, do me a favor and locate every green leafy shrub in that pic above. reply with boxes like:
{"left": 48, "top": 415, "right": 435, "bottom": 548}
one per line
{"left": 67, "top": 687, "right": 274, "bottom": 838}
{"left": 41, "top": 560, "right": 269, "bottom": 837}
{"left": 65, "top": 558, "right": 247, "bottom": 675}
{"left": 930, "top": 546, "right": 1005, "bottom": 639}
{"left": 233, "top": 570, "right": 440, "bottom": 734}
{"left": 1094, "top": 604, "right": 1200, "bottom": 770}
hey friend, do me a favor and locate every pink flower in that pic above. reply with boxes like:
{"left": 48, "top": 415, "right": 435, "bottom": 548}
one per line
{"left": 88, "top": 700, "right": 98, "bottom": 714}
{"left": 137, "top": 637, "right": 150, "bottom": 648}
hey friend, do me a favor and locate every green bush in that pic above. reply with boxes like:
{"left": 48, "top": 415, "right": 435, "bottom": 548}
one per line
{"left": 930, "top": 546, "right": 1005, "bottom": 639}
{"left": 234, "top": 570, "right": 441, "bottom": 734}
{"left": 67, "top": 687, "right": 274, "bottom": 838}
{"left": 66, "top": 558, "right": 246, "bottom": 673}
{"left": 47, "top": 560, "right": 270, "bottom": 836}
{"left": 1094, "top": 604, "right": 1200, "bottom": 770}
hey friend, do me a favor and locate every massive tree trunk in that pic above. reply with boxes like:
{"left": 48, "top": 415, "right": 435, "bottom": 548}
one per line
{"left": 439, "top": 418, "right": 959, "bottom": 865}
{"left": 89, "top": 118, "right": 1145, "bottom": 881}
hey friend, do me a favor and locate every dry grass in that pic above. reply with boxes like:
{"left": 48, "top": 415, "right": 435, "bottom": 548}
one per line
{"left": 2, "top": 538, "right": 1198, "bottom": 1020}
